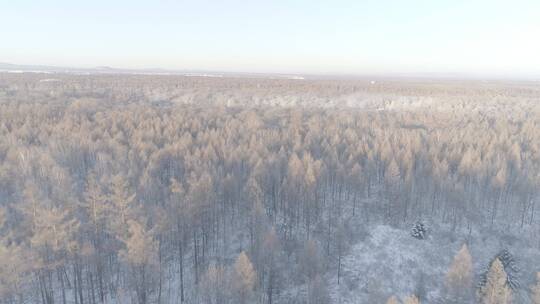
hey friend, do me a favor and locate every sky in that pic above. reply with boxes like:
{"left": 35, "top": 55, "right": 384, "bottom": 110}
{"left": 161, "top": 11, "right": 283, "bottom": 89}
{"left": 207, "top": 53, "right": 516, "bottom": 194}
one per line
{"left": 1, "top": 0, "right": 540, "bottom": 77}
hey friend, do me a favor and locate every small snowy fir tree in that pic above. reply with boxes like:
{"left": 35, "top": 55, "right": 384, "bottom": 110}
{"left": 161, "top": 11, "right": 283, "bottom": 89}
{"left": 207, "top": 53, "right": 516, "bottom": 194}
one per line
{"left": 411, "top": 221, "right": 427, "bottom": 240}
{"left": 479, "top": 249, "right": 520, "bottom": 291}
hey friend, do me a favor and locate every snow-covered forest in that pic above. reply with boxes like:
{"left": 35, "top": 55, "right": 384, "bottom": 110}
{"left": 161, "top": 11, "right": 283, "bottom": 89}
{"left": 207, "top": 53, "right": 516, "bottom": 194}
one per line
{"left": 1, "top": 73, "right": 540, "bottom": 304}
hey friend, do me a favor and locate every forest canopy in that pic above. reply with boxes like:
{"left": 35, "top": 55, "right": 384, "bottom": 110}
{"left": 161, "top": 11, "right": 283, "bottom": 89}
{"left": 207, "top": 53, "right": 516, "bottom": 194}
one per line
{"left": 0, "top": 73, "right": 539, "bottom": 304}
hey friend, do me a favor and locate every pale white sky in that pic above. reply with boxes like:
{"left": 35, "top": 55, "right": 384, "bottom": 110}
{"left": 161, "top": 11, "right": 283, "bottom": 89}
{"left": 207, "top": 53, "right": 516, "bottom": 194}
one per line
{"left": 1, "top": 0, "right": 540, "bottom": 77}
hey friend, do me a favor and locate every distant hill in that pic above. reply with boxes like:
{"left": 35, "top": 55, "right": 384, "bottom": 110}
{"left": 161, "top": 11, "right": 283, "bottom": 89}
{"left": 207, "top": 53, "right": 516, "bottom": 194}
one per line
{"left": 0, "top": 62, "right": 307, "bottom": 79}
{"left": 0, "top": 62, "right": 160, "bottom": 75}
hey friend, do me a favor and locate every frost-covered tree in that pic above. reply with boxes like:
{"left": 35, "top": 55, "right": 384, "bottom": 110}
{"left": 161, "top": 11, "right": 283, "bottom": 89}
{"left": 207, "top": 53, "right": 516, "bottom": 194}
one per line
{"left": 530, "top": 272, "right": 540, "bottom": 304}
{"left": 308, "top": 275, "right": 330, "bottom": 304}
{"left": 386, "top": 295, "right": 401, "bottom": 304}
{"left": 480, "top": 249, "right": 520, "bottom": 291}
{"left": 81, "top": 171, "right": 109, "bottom": 303}
{"left": 0, "top": 241, "right": 29, "bottom": 301}
{"left": 495, "top": 250, "right": 520, "bottom": 290}
{"left": 336, "top": 222, "right": 348, "bottom": 285}
{"left": 262, "top": 228, "right": 282, "bottom": 304}
{"left": 169, "top": 177, "right": 188, "bottom": 303}
{"left": 478, "top": 258, "right": 512, "bottom": 304}
{"left": 27, "top": 203, "right": 79, "bottom": 304}
{"left": 299, "top": 239, "right": 322, "bottom": 281}
{"left": 200, "top": 264, "right": 228, "bottom": 304}
{"left": 403, "top": 295, "right": 420, "bottom": 304}
{"left": 120, "top": 219, "right": 157, "bottom": 304}
{"left": 109, "top": 174, "right": 137, "bottom": 238}
{"left": 444, "top": 244, "right": 473, "bottom": 302}
{"left": 385, "top": 157, "right": 401, "bottom": 222}
{"left": 233, "top": 251, "right": 257, "bottom": 304}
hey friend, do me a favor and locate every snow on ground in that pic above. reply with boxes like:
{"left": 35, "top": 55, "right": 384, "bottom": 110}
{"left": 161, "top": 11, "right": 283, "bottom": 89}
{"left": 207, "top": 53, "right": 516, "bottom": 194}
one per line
{"left": 325, "top": 223, "right": 540, "bottom": 303}
{"left": 327, "top": 225, "right": 452, "bottom": 303}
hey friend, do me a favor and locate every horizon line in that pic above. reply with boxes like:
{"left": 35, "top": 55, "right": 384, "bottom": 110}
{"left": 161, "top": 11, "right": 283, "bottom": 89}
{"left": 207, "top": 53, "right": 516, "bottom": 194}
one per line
{"left": 1, "top": 61, "right": 539, "bottom": 82}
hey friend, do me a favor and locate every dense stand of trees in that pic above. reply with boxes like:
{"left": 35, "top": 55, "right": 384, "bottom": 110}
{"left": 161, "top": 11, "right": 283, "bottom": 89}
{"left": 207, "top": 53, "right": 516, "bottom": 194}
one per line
{"left": 0, "top": 74, "right": 539, "bottom": 303}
